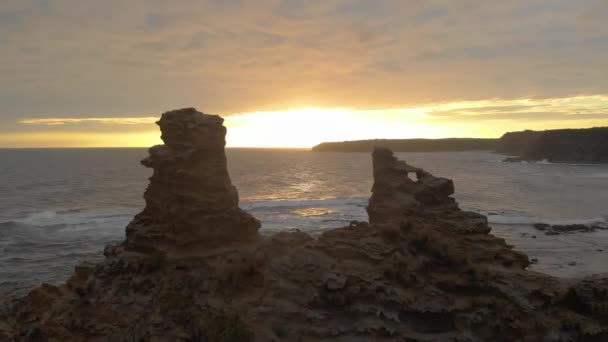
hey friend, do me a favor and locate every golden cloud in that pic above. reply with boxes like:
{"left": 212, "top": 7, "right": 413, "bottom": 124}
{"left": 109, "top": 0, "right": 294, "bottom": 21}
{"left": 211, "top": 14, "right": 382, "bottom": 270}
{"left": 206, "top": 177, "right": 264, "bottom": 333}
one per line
{"left": 18, "top": 117, "right": 159, "bottom": 125}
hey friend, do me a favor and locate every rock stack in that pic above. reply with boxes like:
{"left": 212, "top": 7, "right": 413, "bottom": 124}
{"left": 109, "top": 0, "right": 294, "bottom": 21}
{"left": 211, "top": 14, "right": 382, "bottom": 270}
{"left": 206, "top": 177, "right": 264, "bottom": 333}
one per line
{"left": 125, "top": 108, "right": 260, "bottom": 252}
{"left": 368, "top": 147, "right": 457, "bottom": 223}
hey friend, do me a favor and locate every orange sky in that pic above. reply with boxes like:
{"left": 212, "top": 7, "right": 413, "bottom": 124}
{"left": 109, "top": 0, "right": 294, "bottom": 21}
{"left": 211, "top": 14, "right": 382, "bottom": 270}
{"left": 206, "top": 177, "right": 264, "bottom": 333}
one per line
{"left": 5, "top": 95, "right": 607, "bottom": 148}
{"left": 1, "top": 1, "right": 607, "bottom": 147}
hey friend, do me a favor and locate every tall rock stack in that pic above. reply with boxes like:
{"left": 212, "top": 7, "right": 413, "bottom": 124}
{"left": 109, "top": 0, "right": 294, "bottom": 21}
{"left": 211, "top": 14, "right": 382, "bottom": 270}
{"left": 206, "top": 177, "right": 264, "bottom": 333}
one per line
{"left": 125, "top": 108, "right": 260, "bottom": 252}
{"left": 368, "top": 147, "right": 457, "bottom": 224}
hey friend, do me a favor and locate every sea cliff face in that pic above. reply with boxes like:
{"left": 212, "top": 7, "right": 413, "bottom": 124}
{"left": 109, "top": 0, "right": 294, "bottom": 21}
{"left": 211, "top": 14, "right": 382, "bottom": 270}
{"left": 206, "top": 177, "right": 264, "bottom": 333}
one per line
{"left": 498, "top": 127, "right": 608, "bottom": 163}
{"left": 1, "top": 109, "right": 607, "bottom": 341}
{"left": 313, "top": 127, "right": 608, "bottom": 164}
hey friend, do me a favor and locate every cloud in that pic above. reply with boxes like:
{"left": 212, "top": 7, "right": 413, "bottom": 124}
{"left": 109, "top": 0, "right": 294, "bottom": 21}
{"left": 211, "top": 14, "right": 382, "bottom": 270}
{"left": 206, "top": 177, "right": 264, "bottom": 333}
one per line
{"left": 144, "top": 13, "right": 182, "bottom": 31}
{"left": 429, "top": 112, "right": 608, "bottom": 122}
{"left": 19, "top": 117, "right": 158, "bottom": 125}
{"left": 6, "top": 94, "right": 608, "bottom": 147}
{"left": 0, "top": 11, "right": 21, "bottom": 27}
{"left": 422, "top": 95, "right": 608, "bottom": 122}
{"left": 0, "top": 0, "right": 607, "bottom": 137}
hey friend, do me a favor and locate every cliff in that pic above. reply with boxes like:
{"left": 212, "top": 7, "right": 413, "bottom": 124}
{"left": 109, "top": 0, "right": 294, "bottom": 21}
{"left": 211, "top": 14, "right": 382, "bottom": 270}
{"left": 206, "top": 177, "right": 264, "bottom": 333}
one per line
{"left": 497, "top": 127, "right": 608, "bottom": 163}
{"left": 495, "top": 130, "right": 544, "bottom": 156}
{"left": 1, "top": 109, "right": 607, "bottom": 341}
{"left": 312, "top": 138, "right": 498, "bottom": 152}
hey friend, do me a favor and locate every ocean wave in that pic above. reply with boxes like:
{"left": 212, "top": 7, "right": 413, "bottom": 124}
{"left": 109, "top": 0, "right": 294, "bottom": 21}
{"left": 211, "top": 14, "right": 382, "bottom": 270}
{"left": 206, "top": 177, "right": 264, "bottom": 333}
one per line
{"left": 242, "top": 197, "right": 368, "bottom": 210}
{"left": 582, "top": 172, "right": 608, "bottom": 179}
{"left": 503, "top": 158, "right": 607, "bottom": 167}
{"left": 5, "top": 208, "right": 138, "bottom": 228}
{"left": 482, "top": 212, "right": 607, "bottom": 227}
{"left": 2, "top": 201, "right": 606, "bottom": 236}
{"left": 0, "top": 221, "right": 18, "bottom": 229}
{"left": 246, "top": 198, "right": 608, "bottom": 229}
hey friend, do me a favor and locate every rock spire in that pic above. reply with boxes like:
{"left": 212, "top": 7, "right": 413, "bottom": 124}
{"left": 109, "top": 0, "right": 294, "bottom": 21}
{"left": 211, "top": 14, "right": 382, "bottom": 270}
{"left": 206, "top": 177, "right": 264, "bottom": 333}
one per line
{"left": 368, "top": 147, "right": 457, "bottom": 223}
{"left": 125, "top": 108, "right": 260, "bottom": 252}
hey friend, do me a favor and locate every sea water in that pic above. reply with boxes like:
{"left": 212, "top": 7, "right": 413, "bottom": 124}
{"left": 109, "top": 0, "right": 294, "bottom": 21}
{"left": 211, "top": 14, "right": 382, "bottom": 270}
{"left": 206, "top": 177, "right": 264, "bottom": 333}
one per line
{"left": 1, "top": 148, "right": 607, "bottom": 297}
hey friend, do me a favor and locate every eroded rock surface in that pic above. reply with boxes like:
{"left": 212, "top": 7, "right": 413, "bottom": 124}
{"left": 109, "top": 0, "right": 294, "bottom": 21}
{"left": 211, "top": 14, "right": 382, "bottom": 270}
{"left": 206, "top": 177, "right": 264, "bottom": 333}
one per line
{"left": 368, "top": 147, "right": 457, "bottom": 223}
{"left": 125, "top": 108, "right": 260, "bottom": 253}
{"left": 1, "top": 118, "right": 607, "bottom": 341}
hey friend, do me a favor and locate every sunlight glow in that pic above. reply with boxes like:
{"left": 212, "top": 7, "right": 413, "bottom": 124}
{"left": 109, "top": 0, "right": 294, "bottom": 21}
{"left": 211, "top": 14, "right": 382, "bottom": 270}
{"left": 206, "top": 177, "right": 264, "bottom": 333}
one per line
{"left": 0, "top": 131, "right": 161, "bottom": 148}
{"left": 224, "top": 108, "right": 442, "bottom": 148}
{"left": 9, "top": 95, "right": 608, "bottom": 148}
{"left": 224, "top": 95, "right": 608, "bottom": 147}
{"left": 18, "top": 117, "right": 159, "bottom": 125}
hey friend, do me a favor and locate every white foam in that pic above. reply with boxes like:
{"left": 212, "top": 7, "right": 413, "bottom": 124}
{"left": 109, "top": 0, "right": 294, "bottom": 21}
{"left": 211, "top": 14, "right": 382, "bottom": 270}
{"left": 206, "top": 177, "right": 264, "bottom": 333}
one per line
{"left": 13, "top": 208, "right": 138, "bottom": 228}
{"left": 17, "top": 211, "right": 58, "bottom": 226}
{"left": 482, "top": 212, "right": 607, "bottom": 227}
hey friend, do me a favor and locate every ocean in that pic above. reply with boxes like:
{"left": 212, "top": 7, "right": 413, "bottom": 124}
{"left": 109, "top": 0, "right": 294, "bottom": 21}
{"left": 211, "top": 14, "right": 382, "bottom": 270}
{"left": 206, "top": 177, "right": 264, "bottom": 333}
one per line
{"left": 1, "top": 148, "right": 607, "bottom": 297}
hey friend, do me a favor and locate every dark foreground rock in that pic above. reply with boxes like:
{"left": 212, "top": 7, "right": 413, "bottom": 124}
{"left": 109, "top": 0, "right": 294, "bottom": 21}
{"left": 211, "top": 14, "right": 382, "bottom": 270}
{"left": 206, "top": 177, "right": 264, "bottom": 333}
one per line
{"left": 1, "top": 111, "right": 607, "bottom": 341}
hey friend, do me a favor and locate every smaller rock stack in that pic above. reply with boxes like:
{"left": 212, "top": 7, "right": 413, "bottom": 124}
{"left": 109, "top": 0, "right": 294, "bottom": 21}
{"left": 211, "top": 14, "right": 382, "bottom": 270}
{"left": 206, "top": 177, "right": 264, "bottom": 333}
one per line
{"left": 125, "top": 108, "right": 260, "bottom": 252}
{"left": 368, "top": 147, "right": 457, "bottom": 223}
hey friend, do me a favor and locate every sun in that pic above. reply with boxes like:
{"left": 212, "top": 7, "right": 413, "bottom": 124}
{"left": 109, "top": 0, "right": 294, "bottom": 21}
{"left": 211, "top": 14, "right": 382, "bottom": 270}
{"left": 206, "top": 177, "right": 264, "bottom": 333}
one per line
{"left": 224, "top": 107, "right": 443, "bottom": 148}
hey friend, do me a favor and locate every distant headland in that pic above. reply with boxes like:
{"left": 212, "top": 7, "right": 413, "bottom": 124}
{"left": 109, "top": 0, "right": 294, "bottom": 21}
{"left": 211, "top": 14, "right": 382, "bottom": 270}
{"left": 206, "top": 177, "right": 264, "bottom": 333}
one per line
{"left": 312, "top": 138, "right": 498, "bottom": 152}
{"left": 313, "top": 127, "right": 608, "bottom": 163}
{"left": 497, "top": 127, "right": 608, "bottom": 163}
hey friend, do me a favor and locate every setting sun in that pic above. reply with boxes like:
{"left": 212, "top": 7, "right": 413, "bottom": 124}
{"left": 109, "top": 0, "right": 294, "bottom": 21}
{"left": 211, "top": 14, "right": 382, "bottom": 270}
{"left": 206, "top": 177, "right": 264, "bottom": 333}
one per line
{"left": 6, "top": 94, "right": 608, "bottom": 148}
{"left": 224, "top": 107, "right": 456, "bottom": 148}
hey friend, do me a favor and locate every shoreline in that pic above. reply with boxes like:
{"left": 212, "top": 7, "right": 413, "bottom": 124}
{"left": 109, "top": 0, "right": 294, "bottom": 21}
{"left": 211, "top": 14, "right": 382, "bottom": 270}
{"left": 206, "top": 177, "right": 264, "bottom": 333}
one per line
{"left": 2, "top": 197, "right": 607, "bottom": 299}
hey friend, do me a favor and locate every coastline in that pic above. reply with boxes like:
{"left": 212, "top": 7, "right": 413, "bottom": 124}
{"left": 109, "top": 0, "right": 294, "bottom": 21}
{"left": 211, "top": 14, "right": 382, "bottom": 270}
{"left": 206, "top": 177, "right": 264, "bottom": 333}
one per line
{"left": 1, "top": 199, "right": 607, "bottom": 299}
{"left": 312, "top": 127, "right": 608, "bottom": 164}
{"left": 2, "top": 149, "right": 608, "bottom": 300}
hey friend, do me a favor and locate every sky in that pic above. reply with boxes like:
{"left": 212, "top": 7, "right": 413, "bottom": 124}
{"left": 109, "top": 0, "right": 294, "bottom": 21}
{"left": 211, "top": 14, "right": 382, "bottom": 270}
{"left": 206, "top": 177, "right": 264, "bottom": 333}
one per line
{"left": 1, "top": 0, "right": 608, "bottom": 148}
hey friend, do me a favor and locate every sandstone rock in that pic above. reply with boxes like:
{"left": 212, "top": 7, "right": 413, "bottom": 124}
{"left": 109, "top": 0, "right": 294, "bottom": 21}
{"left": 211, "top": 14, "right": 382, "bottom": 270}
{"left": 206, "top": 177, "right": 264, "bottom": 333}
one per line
{"left": 125, "top": 108, "right": 260, "bottom": 253}
{"left": 368, "top": 147, "right": 456, "bottom": 224}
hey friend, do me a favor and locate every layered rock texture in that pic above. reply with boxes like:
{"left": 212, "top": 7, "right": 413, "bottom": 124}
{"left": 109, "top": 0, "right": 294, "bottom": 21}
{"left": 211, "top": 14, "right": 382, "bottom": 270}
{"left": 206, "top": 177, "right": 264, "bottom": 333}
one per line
{"left": 125, "top": 108, "right": 260, "bottom": 253}
{"left": 368, "top": 147, "right": 457, "bottom": 223}
{"left": 1, "top": 114, "right": 608, "bottom": 341}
